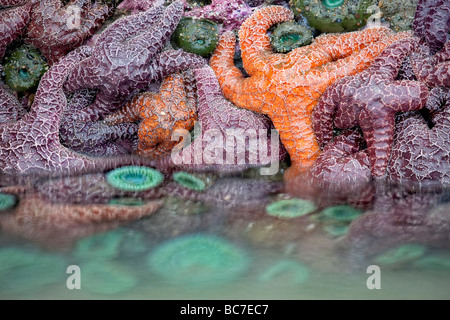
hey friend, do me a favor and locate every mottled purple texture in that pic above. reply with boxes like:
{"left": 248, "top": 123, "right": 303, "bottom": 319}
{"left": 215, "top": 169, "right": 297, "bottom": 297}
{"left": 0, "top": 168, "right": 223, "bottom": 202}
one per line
{"left": 410, "top": 41, "right": 450, "bottom": 88}
{"left": 157, "top": 66, "right": 284, "bottom": 173}
{"left": 183, "top": 0, "right": 253, "bottom": 32}
{"left": 312, "top": 38, "right": 429, "bottom": 178}
{"left": 63, "top": 0, "right": 207, "bottom": 123}
{"left": 0, "top": 1, "right": 32, "bottom": 59}
{"left": 0, "top": 47, "right": 161, "bottom": 176}
{"left": 305, "top": 130, "right": 374, "bottom": 208}
{"left": 0, "top": 81, "right": 27, "bottom": 125}
{"left": 116, "top": 0, "right": 162, "bottom": 14}
{"left": 387, "top": 88, "right": 450, "bottom": 188}
{"left": 59, "top": 89, "right": 139, "bottom": 156}
{"left": 24, "top": 0, "right": 114, "bottom": 65}
{"left": 412, "top": 0, "right": 449, "bottom": 55}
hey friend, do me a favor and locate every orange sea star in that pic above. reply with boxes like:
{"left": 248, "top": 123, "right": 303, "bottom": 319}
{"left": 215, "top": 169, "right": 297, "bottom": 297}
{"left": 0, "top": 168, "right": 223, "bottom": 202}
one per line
{"left": 104, "top": 72, "right": 197, "bottom": 159}
{"left": 209, "top": 5, "right": 413, "bottom": 179}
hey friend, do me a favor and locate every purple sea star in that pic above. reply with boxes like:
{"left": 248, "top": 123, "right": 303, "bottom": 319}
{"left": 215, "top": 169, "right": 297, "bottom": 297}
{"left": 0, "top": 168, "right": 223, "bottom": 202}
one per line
{"left": 24, "top": 0, "right": 114, "bottom": 66}
{"left": 63, "top": 0, "right": 207, "bottom": 123}
{"left": 387, "top": 89, "right": 450, "bottom": 189}
{"left": 0, "top": 0, "right": 32, "bottom": 59}
{"left": 0, "top": 47, "right": 161, "bottom": 177}
{"left": 0, "top": 81, "right": 27, "bottom": 125}
{"left": 412, "top": 0, "right": 449, "bottom": 55}
{"left": 410, "top": 41, "right": 450, "bottom": 88}
{"left": 157, "top": 66, "right": 284, "bottom": 174}
{"left": 286, "top": 130, "right": 374, "bottom": 208}
{"left": 59, "top": 89, "right": 139, "bottom": 156}
{"left": 312, "top": 38, "right": 430, "bottom": 178}
{"left": 116, "top": 0, "right": 163, "bottom": 14}
{"left": 183, "top": 0, "right": 253, "bottom": 32}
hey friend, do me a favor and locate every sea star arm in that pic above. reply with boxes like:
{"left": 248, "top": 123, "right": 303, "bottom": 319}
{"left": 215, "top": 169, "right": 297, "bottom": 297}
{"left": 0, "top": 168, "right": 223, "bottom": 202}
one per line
{"left": 238, "top": 5, "right": 292, "bottom": 75}
{"left": 301, "top": 27, "right": 394, "bottom": 62}
{"left": 209, "top": 31, "right": 266, "bottom": 114}
{"left": 411, "top": 42, "right": 450, "bottom": 88}
{"left": 25, "top": 0, "right": 113, "bottom": 65}
{"left": 311, "top": 82, "right": 343, "bottom": 148}
{"left": 0, "top": 82, "right": 27, "bottom": 125}
{"left": 0, "top": 2, "right": 32, "bottom": 59}
{"left": 153, "top": 49, "right": 208, "bottom": 83}
{"left": 64, "top": 1, "right": 181, "bottom": 92}
{"left": 305, "top": 31, "right": 414, "bottom": 85}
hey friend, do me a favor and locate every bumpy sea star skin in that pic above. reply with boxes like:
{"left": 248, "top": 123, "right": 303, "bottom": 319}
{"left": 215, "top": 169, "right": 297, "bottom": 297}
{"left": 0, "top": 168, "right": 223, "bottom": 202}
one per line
{"left": 0, "top": 82, "right": 27, "bottom": 125}
{"left": 64, "top": 1, "right": 207, "bottom": 122}
{"left": 387, "top": 91, "right": 450, "bottom": 189}
{"left": 312, "top": 38, "right": 429, "bottom": 178}
{"left": 0, "top": 47, "right": 164, "bottom": 176}
{"left": 0, "top": 191, "right": 163, "bottom": 249}
{"left": 116, "top": 0, "right": 162, "bottom": 14}
{"left": 25, "top": 0, "right": 114, "bottom": 66}
{"left": 0, "top": 1, "right": 32, "bottom": 59}
{"left": 104, "top": 72, "right": 197, "bottom": 160}
{"left": 287, "top": 130, "right": 374, "bottom": 208}
{"left": 412, "top": 0, "right": 450, "bottom": 55}
{"left": 183, "top": 0, "right": 253, "bottom": 32}
{"left": 346, "top": 186, "right": 450, "bottom": 268}
{"left": 59, "top": 89, "right": 139, "bottom": 156}
{"left": 157, "top": 66, "right": 283, "bottom": 173}
{"left": 410, "top": 42, "right": 450, "bottom": 88}
{"left": 210, "top": 5, "right": 412, "bottom": 178}
{"left": 164, "top": 178, "right": 284, "bottom": 209}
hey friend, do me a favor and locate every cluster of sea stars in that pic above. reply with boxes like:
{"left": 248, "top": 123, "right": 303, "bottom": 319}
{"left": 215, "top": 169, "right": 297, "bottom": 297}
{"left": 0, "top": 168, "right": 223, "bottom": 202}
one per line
{"left": 0, "top": 0, "right": 449, "bottom": 250}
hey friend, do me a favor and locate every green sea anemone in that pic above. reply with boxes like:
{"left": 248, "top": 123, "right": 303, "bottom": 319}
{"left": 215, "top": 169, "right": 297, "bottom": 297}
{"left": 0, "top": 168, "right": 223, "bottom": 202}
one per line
{"left": 270, "top": 21, "right": 313, "bottom": 53}
{"left": 106, "top": 166, "right": 164, "bottom": 191}
{"left": 290, "top": 0, "right": 376, "bottom": 33}
{"left": 373, "top": 244, "right": 427, "bottom": 268}
{"left": 171, "top": 17, "right": 220, "bottom": 57}
{"left": 148, "top": 233, "right": 249, "bottom": 286}
{"left": 2, "top": 44, "right": 48, "bottom": 92}
{"left": 258, "top": 259, "right": 310, "bottom": 284}
{"left": 266, "top": 198, "right": 317, "bottom": 218}
{"left": 80, "top": 261, "right": 138, "bottom": 295}
{"left": 173, "top": 171, "right": 206, "bottom": 191}
{"left": 0, "top": 193, "right": 17, "bottom": 211}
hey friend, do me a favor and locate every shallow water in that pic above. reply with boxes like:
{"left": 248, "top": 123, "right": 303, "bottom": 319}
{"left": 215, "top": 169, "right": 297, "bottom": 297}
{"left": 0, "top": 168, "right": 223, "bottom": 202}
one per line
{"left": 1, "top": 173, "right": 449, "bottom": 300}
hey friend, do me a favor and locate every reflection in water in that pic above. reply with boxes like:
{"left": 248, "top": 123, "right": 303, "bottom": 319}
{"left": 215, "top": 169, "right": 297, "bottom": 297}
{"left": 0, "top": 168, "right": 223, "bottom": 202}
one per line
{"left": 0, "top": 170, "right": 450, "bottom": 299}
